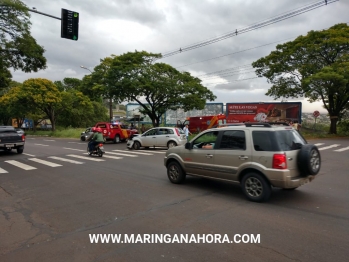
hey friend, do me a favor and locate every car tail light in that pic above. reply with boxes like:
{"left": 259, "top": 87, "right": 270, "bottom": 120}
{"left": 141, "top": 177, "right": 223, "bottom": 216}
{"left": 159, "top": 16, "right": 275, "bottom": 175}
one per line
{"left": 272, "top": 154, "right": 287, "bottom": 169}
{"left": 21, "top": 135, "right": 25, "bottom": 142}
{"left": 175, "top": 128, "right": 180, "bottom": 136}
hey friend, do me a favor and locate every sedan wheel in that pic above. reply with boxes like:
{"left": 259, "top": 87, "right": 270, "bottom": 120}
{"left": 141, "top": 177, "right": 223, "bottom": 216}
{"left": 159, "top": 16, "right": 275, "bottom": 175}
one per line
{"left": 133, "top": 141, "right": 141, "bottom": 150}
{"left": 167, "top": 141, "right": 177, "bottom": 149}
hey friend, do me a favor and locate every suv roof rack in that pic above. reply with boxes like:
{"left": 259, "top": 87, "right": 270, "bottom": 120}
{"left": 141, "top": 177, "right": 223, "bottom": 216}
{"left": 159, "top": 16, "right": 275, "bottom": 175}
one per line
{"left": 244, "top": 122, "right": 290, "bottom": 127}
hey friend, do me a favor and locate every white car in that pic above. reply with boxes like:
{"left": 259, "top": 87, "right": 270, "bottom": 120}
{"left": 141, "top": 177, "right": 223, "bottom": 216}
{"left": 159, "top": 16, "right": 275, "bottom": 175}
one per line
{"left": 127, "top": 127, "right": 186, "bottom": 150}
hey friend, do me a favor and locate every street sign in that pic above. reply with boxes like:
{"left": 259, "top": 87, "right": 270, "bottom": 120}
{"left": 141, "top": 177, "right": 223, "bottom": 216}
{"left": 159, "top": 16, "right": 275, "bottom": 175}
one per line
{"left": 61, "top": 9, "right": 79, "bottom": 40}
{"left": 313, "top": 110, "right": 320, "bottom": 118}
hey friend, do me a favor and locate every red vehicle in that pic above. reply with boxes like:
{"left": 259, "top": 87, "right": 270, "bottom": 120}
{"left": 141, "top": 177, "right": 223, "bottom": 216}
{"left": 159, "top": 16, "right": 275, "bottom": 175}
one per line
{"left": 177, "top": 114, "right": 226, "bottom": 133}
{"left": 94, "top": 122, "right": 138, "bottom": 143}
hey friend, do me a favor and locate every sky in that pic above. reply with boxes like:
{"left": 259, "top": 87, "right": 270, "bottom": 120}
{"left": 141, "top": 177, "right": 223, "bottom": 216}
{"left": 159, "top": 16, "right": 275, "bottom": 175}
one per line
{"left": 12, "top": 0, "right": 349, "bottom": 113}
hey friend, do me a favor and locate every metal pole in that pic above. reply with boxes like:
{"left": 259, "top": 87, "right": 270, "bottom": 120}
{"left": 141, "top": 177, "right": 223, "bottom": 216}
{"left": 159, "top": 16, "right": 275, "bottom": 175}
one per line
{"left": 28, "top": 8, "right": 61, "bottom": 20}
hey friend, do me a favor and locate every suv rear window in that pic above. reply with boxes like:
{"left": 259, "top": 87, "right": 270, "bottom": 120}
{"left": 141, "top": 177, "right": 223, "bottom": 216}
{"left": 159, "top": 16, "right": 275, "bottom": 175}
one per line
{"left": 252, "top": 130, "right": 306, "bottom": 151}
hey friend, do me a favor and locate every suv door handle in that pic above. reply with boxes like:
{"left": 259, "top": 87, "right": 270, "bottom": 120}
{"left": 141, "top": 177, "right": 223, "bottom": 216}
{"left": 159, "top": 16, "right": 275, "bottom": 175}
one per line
{"left": 206, "top": 154, "right": 213, "bottom": 158}
{"left": 239, "top": 156, "right": 248, "bottom": 160}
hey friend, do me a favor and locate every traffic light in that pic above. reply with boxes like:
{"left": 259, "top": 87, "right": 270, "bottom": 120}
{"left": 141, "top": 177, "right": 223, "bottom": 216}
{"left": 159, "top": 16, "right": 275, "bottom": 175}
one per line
{"left": 61, "top": 8, "right": 79, "bottom": 41}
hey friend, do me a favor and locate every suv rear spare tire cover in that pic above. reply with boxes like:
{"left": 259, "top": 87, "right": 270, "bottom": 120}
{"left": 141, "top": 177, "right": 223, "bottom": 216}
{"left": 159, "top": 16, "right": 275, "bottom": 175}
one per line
{"left": 297, "top": 144, "right": 321, "bottom": 176}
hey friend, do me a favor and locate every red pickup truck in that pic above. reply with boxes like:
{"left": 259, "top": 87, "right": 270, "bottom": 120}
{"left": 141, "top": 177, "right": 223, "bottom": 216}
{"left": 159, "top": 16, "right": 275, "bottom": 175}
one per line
{"left": 94, "top": 122, "right": 138, "bottom": 143}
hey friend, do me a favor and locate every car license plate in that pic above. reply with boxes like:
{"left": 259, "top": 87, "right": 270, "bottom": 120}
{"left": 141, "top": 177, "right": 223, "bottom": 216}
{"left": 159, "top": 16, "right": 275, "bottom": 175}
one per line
{"left": 6, "top": 144, "right": 14, "bottom": 148}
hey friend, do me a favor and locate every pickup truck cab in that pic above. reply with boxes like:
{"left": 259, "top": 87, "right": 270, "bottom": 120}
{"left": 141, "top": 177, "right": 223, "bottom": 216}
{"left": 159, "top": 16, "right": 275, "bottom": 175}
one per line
{"left": 94, "top": 122, "right": 138, "bottom": 143}
{"left": 0, "top": 126, "right": 25, "bottom": 154}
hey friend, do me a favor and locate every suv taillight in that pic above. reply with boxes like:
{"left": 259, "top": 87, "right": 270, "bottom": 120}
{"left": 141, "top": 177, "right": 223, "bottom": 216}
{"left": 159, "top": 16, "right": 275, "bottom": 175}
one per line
{"left": 272, "top": 154, "right": 287, "bottom": 169}
{"left": 175, "top": 128, "right": 180, "bottom": 136}
{"left": 21, "top": 135, "right": 25, "bottom": 141}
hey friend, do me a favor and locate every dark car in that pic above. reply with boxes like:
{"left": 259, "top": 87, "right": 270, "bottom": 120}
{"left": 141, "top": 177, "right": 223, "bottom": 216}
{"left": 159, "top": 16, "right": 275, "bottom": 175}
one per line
{"left": 80, "top": 127, "right": 93, "bottom": 141}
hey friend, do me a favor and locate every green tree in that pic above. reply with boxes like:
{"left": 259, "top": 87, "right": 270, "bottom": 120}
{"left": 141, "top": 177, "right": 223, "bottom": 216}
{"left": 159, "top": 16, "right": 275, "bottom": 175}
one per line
{"left": 20, "top": 78, "right": 62, "bottom": 131}
{"left": 0, "top": 0, "right": 46, "bottom": 90}
{"left": 253, "top": 23, "right": 349, "bottom": 134}
{"left": 54, "top": 78, "right": 82, "bottom": 92}
{"left": 106, "top": 51, "right": 216, "bottom": 126}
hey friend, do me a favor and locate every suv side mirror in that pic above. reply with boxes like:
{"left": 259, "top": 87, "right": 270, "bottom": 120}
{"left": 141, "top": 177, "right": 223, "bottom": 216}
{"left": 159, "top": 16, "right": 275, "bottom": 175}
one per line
{"left": 185, "top": 142, "right": 192, "bottom": 150}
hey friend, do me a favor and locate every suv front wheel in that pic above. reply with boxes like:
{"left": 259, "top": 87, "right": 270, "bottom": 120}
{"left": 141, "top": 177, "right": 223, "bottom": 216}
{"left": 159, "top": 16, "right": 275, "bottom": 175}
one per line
{"left": 167, "top": 161, "right": 186, "bottom": 184}
{"left": 241, "top": 172, "right": 271, "bottom": 202}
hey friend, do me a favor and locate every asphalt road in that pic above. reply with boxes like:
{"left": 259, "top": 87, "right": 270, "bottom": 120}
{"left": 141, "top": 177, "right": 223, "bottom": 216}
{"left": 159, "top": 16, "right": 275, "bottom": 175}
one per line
{"left": 0, "top": 136, "right": 348, "bottom": 262}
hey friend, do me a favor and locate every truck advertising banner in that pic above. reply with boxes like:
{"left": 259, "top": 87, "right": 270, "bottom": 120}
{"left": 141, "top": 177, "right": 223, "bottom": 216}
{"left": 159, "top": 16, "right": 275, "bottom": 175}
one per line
{"left": 226, "top": 102, "right": 302, "bottom": 123}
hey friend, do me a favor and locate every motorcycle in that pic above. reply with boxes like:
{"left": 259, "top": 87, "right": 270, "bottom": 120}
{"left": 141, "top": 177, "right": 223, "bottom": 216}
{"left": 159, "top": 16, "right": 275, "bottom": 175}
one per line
{"left": 87, "top": 143, "right": 105, "bottom": 157}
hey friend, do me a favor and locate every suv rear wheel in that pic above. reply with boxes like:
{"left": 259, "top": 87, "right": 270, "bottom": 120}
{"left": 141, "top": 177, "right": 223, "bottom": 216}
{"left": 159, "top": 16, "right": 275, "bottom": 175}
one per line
{"left": 241, "top": 172, "right": 271, "bottom": 202}
{"left": 113, "top": 135, "right": 120, "bottom": 144}
{"left": 167, "top": 161, "right": 186, "bottom": 184}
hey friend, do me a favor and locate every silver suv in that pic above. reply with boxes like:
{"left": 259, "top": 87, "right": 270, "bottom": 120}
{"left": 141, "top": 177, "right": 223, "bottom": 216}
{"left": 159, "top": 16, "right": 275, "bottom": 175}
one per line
{"left": 164, "top": 123, "right": 321, "bottom": 202}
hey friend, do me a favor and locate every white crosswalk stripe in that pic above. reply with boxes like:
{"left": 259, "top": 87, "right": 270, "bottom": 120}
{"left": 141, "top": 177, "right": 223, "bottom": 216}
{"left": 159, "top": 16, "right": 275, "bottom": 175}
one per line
{"left": 66, "top": 154, "right": 105, "bottom": 161}
{"left": 63, "top": 147, "right": 85, "bottom": 152}
{"left": 318, "top": 144, "right": 340, "bottom": 151}
{"left": 106, "top": 152, "right": 138, "bottom": 157}
{"left": 4, "top": 160, "right": 37, "bottom": 170}
{"left": 113, "top": 150, "right": 153, "bottom": 156}
{"left": 0, "top": 167, "right": 8, "bottom": 174}
{"left": 48, "top": 156, "right": 84, "bottom": 164}
{"left": 28, "top": 158, "right": 62, "bottom": 167}
{"left": 23, "top": 153, "right": 36, "bottom": 157}
{"left": 141, "top": 150, "right": 166, "bottom": 154}
{"left": 34, "top": 144, "right": 49, "bottom": 146}
{"left": 314, "top": 143, "right": 325, "bottom": 146}
{"left": 100, "top": 155, "right": 123, "bottom": 160}
{"left": 334, "top": 146, "right": 349, "bottom": 152}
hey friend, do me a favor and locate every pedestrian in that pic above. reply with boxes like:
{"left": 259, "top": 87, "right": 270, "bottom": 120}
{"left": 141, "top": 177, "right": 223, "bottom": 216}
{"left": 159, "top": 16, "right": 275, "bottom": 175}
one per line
{"left": 141, "top": 124, "right": 146, "bottom": 133}
{"left": 183, "top": 124, "right": 191, "bottom": 142}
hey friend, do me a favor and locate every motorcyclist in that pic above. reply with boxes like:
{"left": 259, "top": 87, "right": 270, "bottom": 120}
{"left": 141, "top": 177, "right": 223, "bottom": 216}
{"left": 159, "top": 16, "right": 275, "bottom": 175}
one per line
{"left": 88, "top": 127, "right": 104, "bottom": 152}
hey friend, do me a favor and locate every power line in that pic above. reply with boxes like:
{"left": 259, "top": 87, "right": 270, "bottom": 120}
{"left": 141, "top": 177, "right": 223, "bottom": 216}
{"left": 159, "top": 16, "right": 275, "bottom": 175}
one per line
{"left": 157, "top": 0, "right": 338, "bottom": 60}
{"left": 196, "top": 64, "right": 252, "bottom": 77}
{"left": 200, "top": 70, "right": 256, "bottom": 80}
{"left": 203, "top": 77, "right": 260, "bottom": 86}
{"left": 175, "top": 37, "right": 296, "bottom": 69}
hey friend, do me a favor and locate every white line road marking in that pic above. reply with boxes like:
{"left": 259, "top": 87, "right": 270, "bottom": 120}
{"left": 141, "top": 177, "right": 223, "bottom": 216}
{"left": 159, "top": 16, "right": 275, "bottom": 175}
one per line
{"left": 106, "top": 152, "right": 138, "bottom": 157}
{"left": 66, "top": 154, "right": 105, "bottom": 161}
{"left": 99, "top": 155, "right": 123, "bottom": 160}
{"left": 23, "top": 153, "right": 36, "bottom": 157}
{"left": 68, "top": 142, "right": 77, "bottom": 143}
{"left": 113, "top": 150, "right": 153, "bottom": 155}
{"left": 63, "top": 147, "right": 85, "bottom": 152}
{"left": 4, "top": 160, "right": 37, "bottom": 170}
{"left": 34, "top": 144, "right": 49, "bottom": 146}
{"left": 314, "top": 143, "right": 325, "bottom": 146}
{"left": 142, "top": 150, "right": 166, "bottom": 154}
{"left": 334, "top": 146, "right": 349, "bottom": 152}
{"left": 0, "top": 167, "right": 8, "bottom": 173}
{"left": 28, "top": 158, "right": 62, "bottom": 167}
{"left": 43, "top": 140, "right": 55, "bottom": 141}
{"left": 318, "top": 144, "right": 340, "bottom": 151}
{"left": 48, "top": 156, "right": 84, "bottom": 164}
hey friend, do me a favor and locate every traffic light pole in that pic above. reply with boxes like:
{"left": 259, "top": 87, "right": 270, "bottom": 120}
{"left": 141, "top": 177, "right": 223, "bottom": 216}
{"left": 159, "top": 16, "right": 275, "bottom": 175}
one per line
{"left": 28, "top": 8, "right": 61, "bottom": 20}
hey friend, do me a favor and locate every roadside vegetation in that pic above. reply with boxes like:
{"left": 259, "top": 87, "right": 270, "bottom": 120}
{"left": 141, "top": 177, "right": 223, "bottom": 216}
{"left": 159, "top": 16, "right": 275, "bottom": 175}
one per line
{"left": 25, "top": 121, "right": 349, "bottom": 140}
